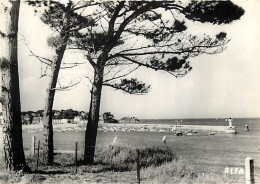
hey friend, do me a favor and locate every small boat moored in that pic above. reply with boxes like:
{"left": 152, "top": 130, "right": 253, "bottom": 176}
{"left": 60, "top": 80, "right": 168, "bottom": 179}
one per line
{"left": 209, "top": 132, "right": 215, "bottom": 135}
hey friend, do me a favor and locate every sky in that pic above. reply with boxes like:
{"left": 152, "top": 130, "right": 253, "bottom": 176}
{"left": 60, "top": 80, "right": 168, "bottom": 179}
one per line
{"left": 17, "top": 1, "right": 260, "bottom": 119}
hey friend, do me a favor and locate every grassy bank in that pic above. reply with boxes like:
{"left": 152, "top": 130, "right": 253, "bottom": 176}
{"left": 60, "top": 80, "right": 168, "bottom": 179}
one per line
{"left": 0, "top": 146, "right": 242, "bottom": 184}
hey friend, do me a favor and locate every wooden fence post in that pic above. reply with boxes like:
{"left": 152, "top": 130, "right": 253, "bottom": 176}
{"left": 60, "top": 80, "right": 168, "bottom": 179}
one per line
{"left": 31, "top": 136, "right": 36, "bottom": 155}
{"left": 245, "top": 157, "right": 254, "bottom": 184}
{"left": 137, "top": 149, "right": 140, "bottom": 184}
{"left": 36, "top": 140, "right": 40, "bottom": 170}
{"left": 75, "top": 142, "right": 78, "bottom": 173}
{"left": 42, "top": 144, "right": 45, "bottom": 162}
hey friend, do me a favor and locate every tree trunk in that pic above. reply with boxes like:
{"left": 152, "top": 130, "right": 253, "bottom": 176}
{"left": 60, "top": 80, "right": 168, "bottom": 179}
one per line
{"left": 42, "top": 8, "right": 71, "bottom": 165}
{"left": 0, "top": 1, "right": 29, "bottom": 172}
{"left": 84, "top": 67, "right": 104, "bottom": 164}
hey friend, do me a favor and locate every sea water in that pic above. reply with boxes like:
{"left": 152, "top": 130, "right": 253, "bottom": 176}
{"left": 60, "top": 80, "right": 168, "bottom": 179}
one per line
{"left": 140, "top": 118, "right": 260, "bottom": 180}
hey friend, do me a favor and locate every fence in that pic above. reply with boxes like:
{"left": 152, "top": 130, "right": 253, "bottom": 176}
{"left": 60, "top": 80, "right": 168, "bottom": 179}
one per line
{"left": 32, "top": 139, "right": 79, "bottom": 173}
{"left": 30, "top": 136, "right": 255, "bottom": 184}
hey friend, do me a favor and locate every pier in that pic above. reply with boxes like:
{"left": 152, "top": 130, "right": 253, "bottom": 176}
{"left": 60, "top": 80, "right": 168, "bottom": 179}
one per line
{"left": 99, "top": 123, "right": 237, "bottom": 134}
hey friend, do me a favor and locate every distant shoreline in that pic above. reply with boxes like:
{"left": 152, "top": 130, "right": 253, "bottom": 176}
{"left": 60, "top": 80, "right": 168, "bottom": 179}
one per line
{"left": 19, "top": 121, "right": 236, "bottom": 134}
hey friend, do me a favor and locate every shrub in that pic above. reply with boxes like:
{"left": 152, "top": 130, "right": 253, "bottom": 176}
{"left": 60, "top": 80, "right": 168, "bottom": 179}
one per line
{"left": 141, "top": 159, "right": 196, "bottom": 184}
{"left": 95, "top": 145, "right": 175, "bottom": 171}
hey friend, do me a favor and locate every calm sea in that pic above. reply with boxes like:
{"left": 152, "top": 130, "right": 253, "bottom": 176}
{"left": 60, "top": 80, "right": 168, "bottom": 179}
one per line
{"left": 141, "top": 118, "right": 260, "bottom": 130}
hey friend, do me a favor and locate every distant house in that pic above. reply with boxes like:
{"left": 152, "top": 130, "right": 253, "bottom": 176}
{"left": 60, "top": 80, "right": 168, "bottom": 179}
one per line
{"left": 53, "top": 118, "right": 75, "bottom": 124}
{"left": 32, "top": 117, "right": 42, "bottom": 124}
{"left": 53, "top": 119, "right": 62, "bottom": 124}
{"left": 74, "top": 116, "right": 81, "bottom": 123}
{"left": 19, "top": 109, "right": 89, "bottom": 125}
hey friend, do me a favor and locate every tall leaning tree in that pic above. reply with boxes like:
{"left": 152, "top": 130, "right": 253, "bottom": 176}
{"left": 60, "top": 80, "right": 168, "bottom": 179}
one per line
{"left": 70, "top": 1, "right": 244, "bottom": 164}
{"left": 0, "top": 1, "right": 29, "bottom": 171}
{"left": 27, "top": 0, "right": 96, "bottom": 164}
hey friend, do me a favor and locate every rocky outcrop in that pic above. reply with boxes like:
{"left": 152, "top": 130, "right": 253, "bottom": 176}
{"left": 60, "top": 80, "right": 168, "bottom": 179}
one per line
{"left": 119, "top": 116, "right": 141, "bottom": 124}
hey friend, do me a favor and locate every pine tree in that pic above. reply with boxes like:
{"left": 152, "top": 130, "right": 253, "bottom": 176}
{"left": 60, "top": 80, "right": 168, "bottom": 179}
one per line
{"left": 27, "top": 0, "right": 96, "bottom": 164}
{"left": 70, "top": 1, "right": 244, "bottom": 164}
{"left": 0, "top": 1, "right": 29, "bottom": 172}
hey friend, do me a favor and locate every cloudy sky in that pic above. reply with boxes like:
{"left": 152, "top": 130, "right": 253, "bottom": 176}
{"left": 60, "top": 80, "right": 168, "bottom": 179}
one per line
{"left": 17, "top": 1, "right": 260, "bottom": 119}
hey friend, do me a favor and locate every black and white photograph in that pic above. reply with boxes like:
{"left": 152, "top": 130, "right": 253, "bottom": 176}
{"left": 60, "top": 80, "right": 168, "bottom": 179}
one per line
{"left": 0, "top": 0, "right": 259, "bottom": 183}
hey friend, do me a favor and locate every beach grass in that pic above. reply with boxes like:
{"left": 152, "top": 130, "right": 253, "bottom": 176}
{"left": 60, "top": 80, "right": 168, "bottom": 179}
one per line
{"left": 141, "top": 158, "right": 195, "bottom": 184}
{"left": 0, "top": 145, "right": 243, "bottom": 184}
{"left": 94, "top": 145, "right": 175, "bottom": 171}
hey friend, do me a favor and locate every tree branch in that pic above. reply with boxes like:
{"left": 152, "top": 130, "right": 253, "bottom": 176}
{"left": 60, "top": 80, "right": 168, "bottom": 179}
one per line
{"left": 118, "top": 55, "right": 163, "bottom": 71}
{"left": 85, "top": 54, "right": 96, "bottom": 68}
{"left": 103, "top": 65, "right": 139, "bottom": 84}
{"left": 107, "top": 1, "right": 125, "bottom": 39}
{"left": 51, "top": 80, "right": 81, "bottom": 91}
{"left": 103, "top": 80, "right": 150, "bottom": 95}
{"left": 71, "top": 2, "right": 101, "bottom": 12}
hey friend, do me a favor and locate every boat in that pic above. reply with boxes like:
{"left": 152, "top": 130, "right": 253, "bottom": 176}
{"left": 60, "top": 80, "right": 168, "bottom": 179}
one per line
{"left": 175, "top": 131, "right": 183, "bottom": 136}
{"left": 187, "top": 130, "right": 193, "bottom": 135}
{"left": 245, "top": 125, "right": 249, "bottom": 131}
